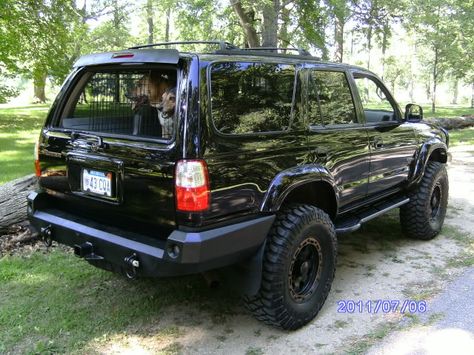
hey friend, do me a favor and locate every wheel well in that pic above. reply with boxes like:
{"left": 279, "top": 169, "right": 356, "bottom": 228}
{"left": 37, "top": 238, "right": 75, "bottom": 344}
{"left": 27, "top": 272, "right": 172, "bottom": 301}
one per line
{"left": 281, "top": 181, "right": 337, "bottom": 220}
{"left": 429, "top": 148, "right": 447, "bottom": 163}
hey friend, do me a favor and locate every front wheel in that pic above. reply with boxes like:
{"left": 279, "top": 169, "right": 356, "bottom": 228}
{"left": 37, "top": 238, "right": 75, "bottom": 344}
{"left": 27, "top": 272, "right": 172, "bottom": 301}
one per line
{"left": 400, "top": 161, "right": 449, "bottom": 240}
{"left": 245, "top": 204, "right": 337, "bottom": 330}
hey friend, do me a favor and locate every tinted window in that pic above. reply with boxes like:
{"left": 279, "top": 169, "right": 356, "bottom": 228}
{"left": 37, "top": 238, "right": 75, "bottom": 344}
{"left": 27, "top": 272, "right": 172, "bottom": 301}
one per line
{"left": 308, "top": 71, "right": 356, "bottom": 125}
{"left": 211, "top": 62, "right": 295, "bottom": 134}
{"left": 354, "top": 76, "right": 396, "bottom": 123}
{"left": 59, "top": 68, "right": 177, "bottom": 139}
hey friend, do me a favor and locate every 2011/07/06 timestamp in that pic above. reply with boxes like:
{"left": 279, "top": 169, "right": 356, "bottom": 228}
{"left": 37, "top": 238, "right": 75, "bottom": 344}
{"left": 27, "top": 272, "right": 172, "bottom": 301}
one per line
{"left": 337, "top": 300, "right": 427, "bottom": 314}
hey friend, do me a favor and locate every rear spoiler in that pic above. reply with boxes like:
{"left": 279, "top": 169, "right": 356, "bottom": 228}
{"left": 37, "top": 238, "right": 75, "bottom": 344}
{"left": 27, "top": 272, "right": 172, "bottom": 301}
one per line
{"left": 73, "top": 49, "right": 180, "bottom": 67}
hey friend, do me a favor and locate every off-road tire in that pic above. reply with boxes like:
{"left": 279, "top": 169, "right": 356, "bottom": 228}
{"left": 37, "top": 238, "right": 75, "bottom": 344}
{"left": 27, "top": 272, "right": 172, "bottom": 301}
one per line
{"left": 400, "top": 161, "right": 449, "bottom": 240}
{"left": 244, "top": 204, "right": 337, "bottom": 330}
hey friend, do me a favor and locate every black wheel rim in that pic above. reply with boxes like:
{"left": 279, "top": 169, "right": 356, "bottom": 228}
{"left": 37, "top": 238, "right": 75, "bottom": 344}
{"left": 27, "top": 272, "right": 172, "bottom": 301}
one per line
{"left": 430, "top": 183, "right": 442, "bottom": 220}
{"left": 288, "top": 238, "right": 322, "bottom": 303}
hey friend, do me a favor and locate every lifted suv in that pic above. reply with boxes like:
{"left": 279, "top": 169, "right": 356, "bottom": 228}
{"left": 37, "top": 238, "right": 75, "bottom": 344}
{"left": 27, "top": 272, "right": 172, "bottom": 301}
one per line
{"left": 28, "top": 41, "right": 449, "bottom": 330}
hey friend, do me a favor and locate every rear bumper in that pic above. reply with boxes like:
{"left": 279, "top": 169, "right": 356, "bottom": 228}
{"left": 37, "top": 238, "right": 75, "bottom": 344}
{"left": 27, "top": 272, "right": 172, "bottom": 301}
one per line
{"left": 27, "top": 191, "right": 275, "bottom": 277}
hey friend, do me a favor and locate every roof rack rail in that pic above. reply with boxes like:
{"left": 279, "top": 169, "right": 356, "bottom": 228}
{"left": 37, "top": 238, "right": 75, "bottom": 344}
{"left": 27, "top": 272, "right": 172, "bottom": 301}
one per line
{"left": 129, "top": 40, "right": 238, "bottom": 51}
{"left": 239, "top": 47, "right": 312, "bottom": 56}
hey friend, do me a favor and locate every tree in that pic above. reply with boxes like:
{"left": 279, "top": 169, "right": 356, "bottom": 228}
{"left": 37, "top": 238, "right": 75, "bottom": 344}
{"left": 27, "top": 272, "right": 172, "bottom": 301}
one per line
{"left": 0, "top": 0, "right": 83, "bottom": 102}
{"left": 406, "top": 0, "right": 464, "bottom": 113}
{"left": 230, "top": 0, "right": 328, "bottom": 56}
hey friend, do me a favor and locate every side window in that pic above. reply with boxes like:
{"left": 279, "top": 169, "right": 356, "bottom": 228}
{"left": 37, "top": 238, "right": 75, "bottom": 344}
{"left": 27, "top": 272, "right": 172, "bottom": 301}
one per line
{"left": 308, "top": 70, "right": 356, "bottom": 126}
{"left": 210, "top": 62, "right": 295, "bottom": 134}
{"left": 354, "top": 76, "right": 396, "bottom": 123}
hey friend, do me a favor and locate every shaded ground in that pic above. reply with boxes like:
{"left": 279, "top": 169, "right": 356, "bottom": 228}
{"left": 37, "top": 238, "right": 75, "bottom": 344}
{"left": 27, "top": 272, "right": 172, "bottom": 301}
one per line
{"left": 0, "top": 145, "right": 472, "bottom": 355}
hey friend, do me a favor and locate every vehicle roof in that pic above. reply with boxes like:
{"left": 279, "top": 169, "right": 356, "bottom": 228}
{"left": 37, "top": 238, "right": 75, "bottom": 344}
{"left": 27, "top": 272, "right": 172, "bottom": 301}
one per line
{"left": 73, "top": 47, "right": 372, "bottom": 75}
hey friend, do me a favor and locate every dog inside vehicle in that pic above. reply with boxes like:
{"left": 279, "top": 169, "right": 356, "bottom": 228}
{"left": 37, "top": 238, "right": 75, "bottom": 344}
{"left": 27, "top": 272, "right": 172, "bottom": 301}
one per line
{"left": 157, "top": 87, "right": 176, "bottom": 139}
{"left": 128, "top": 72, "right": 176, "bottom": 138}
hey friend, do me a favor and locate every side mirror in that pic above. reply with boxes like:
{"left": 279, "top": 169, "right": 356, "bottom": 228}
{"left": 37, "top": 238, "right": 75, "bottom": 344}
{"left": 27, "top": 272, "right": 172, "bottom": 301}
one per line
{"left": 405, "top": 104, "right": 423, "bottom": 122}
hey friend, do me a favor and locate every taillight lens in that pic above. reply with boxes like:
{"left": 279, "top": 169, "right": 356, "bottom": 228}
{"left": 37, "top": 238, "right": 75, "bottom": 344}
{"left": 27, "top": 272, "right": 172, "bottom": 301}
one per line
{"left": 34, "top": 140, "right": 41, "bottom": 177}
{"left": 175, "top": 160, "right": 210, "bottom": 212}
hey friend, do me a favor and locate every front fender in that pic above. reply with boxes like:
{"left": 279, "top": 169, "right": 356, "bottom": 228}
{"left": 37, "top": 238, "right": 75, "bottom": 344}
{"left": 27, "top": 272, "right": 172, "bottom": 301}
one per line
{"left": 260, "top": 164, "right": 338, "bottom": 212}
{"left": 408, "top": 140, "right": 448, "bottom": 187}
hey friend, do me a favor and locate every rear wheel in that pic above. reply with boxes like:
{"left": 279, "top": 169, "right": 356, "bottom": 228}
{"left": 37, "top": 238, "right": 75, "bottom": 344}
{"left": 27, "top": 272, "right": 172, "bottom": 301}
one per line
{"left": 400, "top": 161, "right": 449, "bottom": 240}
{"left": 245, "top": 204, "right": 337, "bottom": 330}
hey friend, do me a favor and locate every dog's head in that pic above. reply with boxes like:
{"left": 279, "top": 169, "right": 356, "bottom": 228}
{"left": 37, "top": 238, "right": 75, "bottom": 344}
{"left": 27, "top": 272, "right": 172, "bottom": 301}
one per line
{"left": 158, "top": 88, "right": 176, "bottom": 117}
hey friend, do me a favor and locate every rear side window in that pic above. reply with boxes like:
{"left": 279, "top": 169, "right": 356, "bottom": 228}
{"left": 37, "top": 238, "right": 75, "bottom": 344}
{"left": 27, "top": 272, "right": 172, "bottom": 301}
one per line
{"left": 307, "top": 70, "right": 356, "bottom": 126}
{"left": 210, "top": 62, "right": 296, "bottom": 134}
{"left": 59, "top": 68, "right": 177, "bottom": 139}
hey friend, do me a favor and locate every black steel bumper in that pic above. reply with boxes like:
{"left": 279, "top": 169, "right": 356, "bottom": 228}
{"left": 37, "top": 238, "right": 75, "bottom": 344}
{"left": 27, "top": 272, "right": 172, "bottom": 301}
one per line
{"left": 27, "top": 192, "right": 275, "bottom": 278}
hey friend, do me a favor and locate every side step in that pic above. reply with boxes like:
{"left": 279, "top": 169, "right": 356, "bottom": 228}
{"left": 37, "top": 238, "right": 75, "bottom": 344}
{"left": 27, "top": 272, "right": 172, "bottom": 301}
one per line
{"left": 335, "top": 196, "right": 410, "bottom": 235}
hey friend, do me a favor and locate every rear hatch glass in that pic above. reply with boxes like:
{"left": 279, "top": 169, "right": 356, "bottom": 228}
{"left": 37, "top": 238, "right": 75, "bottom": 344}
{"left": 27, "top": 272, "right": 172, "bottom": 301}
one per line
{"left": 58, "top": 66, "right": 177, "bottom": 140}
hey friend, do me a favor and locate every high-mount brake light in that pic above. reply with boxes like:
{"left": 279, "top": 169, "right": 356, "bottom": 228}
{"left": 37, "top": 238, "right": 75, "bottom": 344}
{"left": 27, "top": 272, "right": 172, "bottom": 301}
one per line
{"left": 112, "top": 52, "right": 134, "bottom": 59}
{"left": 175, "top": 160, "right": 210, "bottom": 212}
{"left": 34, "top": 140, "right": 41, "bottom": 177}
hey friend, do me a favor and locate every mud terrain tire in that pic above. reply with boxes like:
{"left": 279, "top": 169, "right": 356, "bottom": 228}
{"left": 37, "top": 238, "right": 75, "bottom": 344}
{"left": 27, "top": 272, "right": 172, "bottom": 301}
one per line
{"left": 245, "top": 204, "right": 337, "bottom": 330}
{"left": 400, "top": 161, "right": 449, "bottom": 240}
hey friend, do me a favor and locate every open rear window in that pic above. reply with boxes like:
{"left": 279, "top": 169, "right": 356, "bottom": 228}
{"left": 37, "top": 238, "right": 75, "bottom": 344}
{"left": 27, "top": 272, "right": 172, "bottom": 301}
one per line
{"left": 59, "top": 67, "right": 177, "bottom": 140}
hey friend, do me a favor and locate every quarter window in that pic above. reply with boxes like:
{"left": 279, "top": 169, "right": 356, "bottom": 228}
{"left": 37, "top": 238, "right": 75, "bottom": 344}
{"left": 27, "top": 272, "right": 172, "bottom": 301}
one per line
{"left": 308, "top": 71, "right": 356, "bottom": 126}
{"left": 210, "top": 62, "right": 296, "bottom": 134}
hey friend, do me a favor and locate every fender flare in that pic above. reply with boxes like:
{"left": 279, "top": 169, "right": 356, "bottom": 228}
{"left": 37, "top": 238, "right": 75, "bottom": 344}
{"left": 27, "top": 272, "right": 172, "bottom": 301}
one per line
{"left": 260, "top": 164, "right": 339, "bottom": 213}
{"left": 408, "top": 140, "right": 448, "bottom": 187}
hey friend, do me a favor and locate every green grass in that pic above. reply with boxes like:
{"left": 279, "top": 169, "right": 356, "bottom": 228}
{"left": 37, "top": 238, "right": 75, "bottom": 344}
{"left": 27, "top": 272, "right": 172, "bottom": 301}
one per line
{"left": 0, "top": 105, "right": 49, "bottom": 185}
{"left": 422, "top": 105, "right": 474, "bottom": 119}
{"left": 0, "top": 249, "right": 239, "bottom": 353}
{"left": 449, "top": 127, "right": 474, "bottom": 146}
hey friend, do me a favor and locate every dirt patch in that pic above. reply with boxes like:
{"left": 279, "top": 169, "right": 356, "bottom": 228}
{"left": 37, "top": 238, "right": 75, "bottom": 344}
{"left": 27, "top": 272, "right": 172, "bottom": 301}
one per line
{"left": 0, "top": 222, "right": 41, "bottom": 257}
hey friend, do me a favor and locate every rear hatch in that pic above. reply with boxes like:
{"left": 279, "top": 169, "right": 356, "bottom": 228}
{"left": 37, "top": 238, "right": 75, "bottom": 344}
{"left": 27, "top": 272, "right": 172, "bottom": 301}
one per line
{"left": 36, "top": 50, "right": 186, "bottom": 238}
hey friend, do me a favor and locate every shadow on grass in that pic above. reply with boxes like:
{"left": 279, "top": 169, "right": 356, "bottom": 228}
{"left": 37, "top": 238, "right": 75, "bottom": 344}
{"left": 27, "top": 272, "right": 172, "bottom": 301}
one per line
{"left": 0, "top": 248, "right": 241, "bottom": 353}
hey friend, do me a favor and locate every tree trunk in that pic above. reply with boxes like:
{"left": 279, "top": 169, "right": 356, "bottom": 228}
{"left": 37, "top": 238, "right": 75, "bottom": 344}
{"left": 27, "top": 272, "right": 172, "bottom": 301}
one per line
{"left": 262, "top": 0, "right": 279, "bottom": 47}
{"left": 471, "top": 82, "right": 474, "bottom": 109}
{"left": 165, "top": 7, "right": 171, "bottom": 42}
{"left": 230, "top": 0, "right": 260, "bottom": 47}
{"left": 33, "top": 66, "right": 47, "bottom": 103}
{"left": 146, "top": 0, "right": 154, "bottom": 44}
{"left": 450, "top": 79, "right": 458, "bottom": 105}
{"left": 432, "top": 47, "right": 438, "bottom": 114}
{"left": 381, "top": 25, "right": 389, "bottom": 79}
{"left": 367, "top": 26, "right": 372, "bottom": 70}
{"left": 334, "top": 14, "right": 344, "bottom": 62}
{"left": 279, "top": 7, "right": 290, "bottom": 47}
{"left": 0, "top": 175, "right": 36, "bottom": 233}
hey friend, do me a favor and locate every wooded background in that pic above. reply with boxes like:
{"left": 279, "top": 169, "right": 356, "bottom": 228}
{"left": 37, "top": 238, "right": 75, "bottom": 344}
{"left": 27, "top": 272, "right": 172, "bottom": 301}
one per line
{"left": 1, "top": 0, "right": 473, "bottom": 112}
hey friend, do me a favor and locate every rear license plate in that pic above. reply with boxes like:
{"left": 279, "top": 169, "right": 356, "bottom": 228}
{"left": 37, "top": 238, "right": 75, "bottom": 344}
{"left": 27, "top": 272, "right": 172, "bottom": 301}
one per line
{"left": 82, "top": 169, "right": 113, "bottom": 197}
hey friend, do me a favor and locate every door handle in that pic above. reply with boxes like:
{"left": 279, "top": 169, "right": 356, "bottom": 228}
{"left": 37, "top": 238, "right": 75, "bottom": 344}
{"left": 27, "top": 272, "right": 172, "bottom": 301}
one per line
{"left": 372, "top": 138, "right": 384, "bottom": 149}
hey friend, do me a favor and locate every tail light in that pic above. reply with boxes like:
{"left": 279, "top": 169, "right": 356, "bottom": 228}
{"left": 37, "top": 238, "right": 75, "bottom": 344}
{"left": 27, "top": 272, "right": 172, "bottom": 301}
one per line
{"left": 34, "top": 140, "right": 41, "bottom": 177}
{"left": 175, "top": 160, "right": 210, "bottom": 212}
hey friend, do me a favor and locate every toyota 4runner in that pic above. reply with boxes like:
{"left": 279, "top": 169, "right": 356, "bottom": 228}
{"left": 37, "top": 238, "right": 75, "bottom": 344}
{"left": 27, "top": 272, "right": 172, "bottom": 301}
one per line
{"left": 28, "top": 41, "right": 449, "bottom": 330}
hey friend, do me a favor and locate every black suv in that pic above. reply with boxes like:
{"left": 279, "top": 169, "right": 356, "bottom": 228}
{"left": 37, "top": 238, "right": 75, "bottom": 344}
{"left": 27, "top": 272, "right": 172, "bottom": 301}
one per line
{"left": 28, "top": 41, "right": 449, "bottom": 330}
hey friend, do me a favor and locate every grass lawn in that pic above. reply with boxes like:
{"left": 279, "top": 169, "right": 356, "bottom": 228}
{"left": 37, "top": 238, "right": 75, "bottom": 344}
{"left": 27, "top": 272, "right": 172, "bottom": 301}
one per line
{"left": 0, "top": 105, "right": 49, "bottom": 185}
{"left": 422, "top": 105, "right": 474, "bottom": 119}
{"left": 0, "top": 248, "right": 238, "bottom": 353}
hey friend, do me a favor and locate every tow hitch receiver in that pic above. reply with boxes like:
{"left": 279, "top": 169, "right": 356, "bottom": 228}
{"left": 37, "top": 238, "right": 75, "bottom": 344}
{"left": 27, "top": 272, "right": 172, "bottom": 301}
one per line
{"left": 74, "top": 242, "right": 104, "bottom": 261}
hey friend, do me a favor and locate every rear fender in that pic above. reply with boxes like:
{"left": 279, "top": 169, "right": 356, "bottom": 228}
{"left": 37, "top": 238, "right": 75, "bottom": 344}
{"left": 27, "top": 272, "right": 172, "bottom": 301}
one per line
{"left": 260, "top": 164, "right": 338, "bottom": 213}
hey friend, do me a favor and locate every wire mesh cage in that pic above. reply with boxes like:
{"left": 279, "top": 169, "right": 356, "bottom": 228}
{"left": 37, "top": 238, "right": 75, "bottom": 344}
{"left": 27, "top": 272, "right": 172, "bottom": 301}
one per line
{"left": 61, "top": 69, "right": 176, "bottom": 139}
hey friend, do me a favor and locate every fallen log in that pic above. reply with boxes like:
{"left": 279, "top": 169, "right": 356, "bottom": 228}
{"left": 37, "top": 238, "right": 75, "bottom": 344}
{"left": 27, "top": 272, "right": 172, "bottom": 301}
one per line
{"left": 0, "top": 174, "right": 37, "bottom": 233}
{"left": 426, "top": 115, "right": 474, "bottom": 130}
